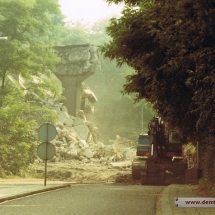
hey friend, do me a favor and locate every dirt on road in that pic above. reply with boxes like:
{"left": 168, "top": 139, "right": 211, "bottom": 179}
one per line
{"left": 31, "top": 161, "right": 139, "bottom": 185}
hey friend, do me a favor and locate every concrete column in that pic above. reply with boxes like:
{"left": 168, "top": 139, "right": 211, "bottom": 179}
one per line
{"left": 54, "top": 44, "right": 98, "bottom": 116}
{"left": 55, "top": 74, "right": 81, "bottom": 116}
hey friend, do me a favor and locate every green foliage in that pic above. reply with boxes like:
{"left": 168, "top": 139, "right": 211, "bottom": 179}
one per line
{"left": 0, "top": 0, "right": 61, "bottom": 88}
{"left": 60, "top": 17, "right": 156, "bottom": 142}
{"left": 102, "top": 0, "right": 215, "bottom": 189}
{"left": 0, "top": 0, "right": 62, "bottom": 176}
{"left": 86, "top": 48, "right": 155, "bottom": 141}
{"left": 106, "top": 0, "right": 141, "bottom": 5}
{"left": 60, "top": 22, "right": 90, "bottom": 45}
{"left": 0, "top": 87, "right": 36, "bottom": 175}
{"left": 89, "top": 18, "right": 112, "bottom": 45}
{"left": 0, "top": 83, "right": 59, "bottom": 175}
{"left": 101, "top": 0, "right": 215, "bottom": 140}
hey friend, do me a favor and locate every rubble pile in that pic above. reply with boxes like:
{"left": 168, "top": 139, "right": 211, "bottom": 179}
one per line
{"left": 45, "top": 104, "right": 136, "bottom": 165}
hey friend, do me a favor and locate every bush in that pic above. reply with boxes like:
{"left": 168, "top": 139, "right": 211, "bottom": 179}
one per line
{"left": 0, "top": 165, "right": 6, "bottom": 178}
{"left": 0, "top": 86, "right": 57, "bottom": 176}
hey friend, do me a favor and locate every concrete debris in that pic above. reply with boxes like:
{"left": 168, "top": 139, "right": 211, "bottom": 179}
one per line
{"left": 81, "top": 84, "right": 98, "bottom": 103}
{"left": 31, "top": 69, "right": 135, "bottom": 167}
{"left": 40, "top": 104, "right": 136, "bottom": 166}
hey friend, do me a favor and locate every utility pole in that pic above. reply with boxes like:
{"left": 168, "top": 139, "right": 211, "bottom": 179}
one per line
{"left": 141, "top": 103, "right": 147, "bottom": 134}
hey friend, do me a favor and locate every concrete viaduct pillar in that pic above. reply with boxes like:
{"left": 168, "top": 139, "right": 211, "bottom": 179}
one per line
{"left": 54, "top": 44, "right": 98, "bottom": 116}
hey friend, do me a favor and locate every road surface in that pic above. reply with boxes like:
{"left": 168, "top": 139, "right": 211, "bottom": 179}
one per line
{"left": 0, "top": 184, "right": 164, "bottom": 215}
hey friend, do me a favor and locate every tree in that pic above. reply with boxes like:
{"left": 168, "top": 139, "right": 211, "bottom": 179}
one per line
{"left": 0, "top": 0, "right": 61, "bottom": 88}
{"left": 102, "top": 0, "right": 215, "bottom": 194}
{"left": 85, "top": 18, "right": 155, "bottom": 142}
{"left": 101, "top": 0, "right": 215, "bottom": 141}
{"left": 0, "top": 0, "right": 63, "bottom": 175}
{"left": 60, "top": 21, "right": 90, "bottom": 45}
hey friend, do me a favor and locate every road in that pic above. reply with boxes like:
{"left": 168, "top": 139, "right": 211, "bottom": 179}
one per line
{"left": 0, "top": 184, "right": 164, "bottom": 215}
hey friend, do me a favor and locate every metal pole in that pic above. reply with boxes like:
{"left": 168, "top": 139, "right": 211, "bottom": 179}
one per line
{"left": 151, "top": 144, "right": 154, "bottom": 156}
{"left": 44, "top": 140, "right": 48, "bottom": 186}
{"left": 141, "top": 104, "right": 147, "bottom": 134}
{"left": 141, "top": 104, "right": 144, "bottom": 134}
{"left": 44, "top": 159, "right": 47, "bottom": 186}
{"left": 44, "top": 123, "right": 49, "bottom": 186}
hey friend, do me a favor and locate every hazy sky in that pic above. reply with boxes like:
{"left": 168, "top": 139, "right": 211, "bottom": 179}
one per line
{"left": 59, "top": 0, "right": 124, "bottom": 25}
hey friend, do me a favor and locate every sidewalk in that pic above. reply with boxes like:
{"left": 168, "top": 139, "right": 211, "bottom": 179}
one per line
{"left": 0, "top": 179, "right": 71, "bottom": 203}
{"left": 156, "top": 184, "right": 215, "bottom": 215}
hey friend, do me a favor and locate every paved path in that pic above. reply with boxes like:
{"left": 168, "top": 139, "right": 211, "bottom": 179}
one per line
{"left": 156, "top": 184, "right": 215, "bottom": 215}
{"left": 0, "top": 179, "right": 71, "bottom": 203}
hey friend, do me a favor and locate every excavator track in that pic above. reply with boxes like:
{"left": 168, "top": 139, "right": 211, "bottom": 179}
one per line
{"left": 132, "top": 158, "right": 147, "bottom": 180}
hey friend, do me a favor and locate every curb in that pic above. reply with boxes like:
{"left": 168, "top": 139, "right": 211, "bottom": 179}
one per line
{"left": 0, "top": 183, "right": 71, "bottom": 203}
{"left": 156, "top": 186, "right": 172, "bottom": 215}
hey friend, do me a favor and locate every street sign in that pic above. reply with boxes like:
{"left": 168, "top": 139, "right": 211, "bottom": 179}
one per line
{"left": 37, "top": 123, "right": 57, "bottom": 186}
{"left": 38, "top": 123, "right": 57, "bottom": 141}
{"left": 37, "top": 142, "right": 56, "bottom": 160}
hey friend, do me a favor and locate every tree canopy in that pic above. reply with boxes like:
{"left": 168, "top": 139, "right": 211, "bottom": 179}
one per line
{"left": 101, "top": 0, "right": 215, "bottom": 141}
{"left": 0, "top": 0, "right": 61, "bottom": 88}
{"left": 0, "top": 0, "right": 63, "bottom": 175}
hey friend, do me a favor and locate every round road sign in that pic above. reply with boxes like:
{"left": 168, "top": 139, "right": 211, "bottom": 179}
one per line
{"left": 38, "top": 123, "right": 57, "bottom": 141}
{"left": 37, "top": 142, "right": 56, "bottom": 160}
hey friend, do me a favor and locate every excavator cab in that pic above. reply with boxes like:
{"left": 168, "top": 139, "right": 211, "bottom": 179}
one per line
{"left": 136, "top": 134, "right": 151, "bottom": 156}
{"left": 166, "top": 130, "right": 183, "bottom": 157}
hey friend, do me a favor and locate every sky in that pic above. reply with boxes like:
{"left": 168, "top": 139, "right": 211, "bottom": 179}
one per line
{"left": 59, "top": 0, "right": 124, "bottom": 26}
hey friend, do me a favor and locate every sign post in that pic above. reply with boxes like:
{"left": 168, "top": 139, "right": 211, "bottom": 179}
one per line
{"left": 37, "top": 123, "right": 57, "bottom": 186}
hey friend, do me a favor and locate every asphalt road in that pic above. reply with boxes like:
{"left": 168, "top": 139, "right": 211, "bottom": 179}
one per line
{"left": 0, "top": 184, "right": 164, "bottom": 215}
